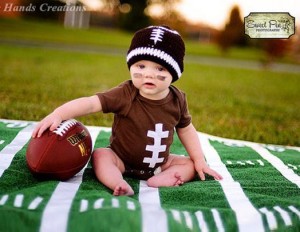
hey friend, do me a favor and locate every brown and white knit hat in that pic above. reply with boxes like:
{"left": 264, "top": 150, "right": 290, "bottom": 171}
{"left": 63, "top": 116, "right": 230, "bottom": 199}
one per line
{"left": 126, "top": 25, "right": 185, "bottom": 83}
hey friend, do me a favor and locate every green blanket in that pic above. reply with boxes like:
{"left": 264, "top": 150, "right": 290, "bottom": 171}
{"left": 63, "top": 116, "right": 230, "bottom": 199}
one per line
{"left": 0, "top": 119, "right": 299, "bottom": 232}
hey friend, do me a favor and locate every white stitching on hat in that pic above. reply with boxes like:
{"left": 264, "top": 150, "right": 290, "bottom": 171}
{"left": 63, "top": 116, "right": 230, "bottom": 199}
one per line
{"left": 147, "top": 26, "right": 180, "bottom": 35}
{"left": 127, "top": 47, "right": 182, "bottom": 79}
{"left": 150, "top": 28, "right": 164, "bottom": 44}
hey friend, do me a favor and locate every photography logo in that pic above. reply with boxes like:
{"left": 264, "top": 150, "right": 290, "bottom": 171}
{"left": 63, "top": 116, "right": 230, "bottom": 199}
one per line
{"left": 244, "top": 12, "right": 295, "bottom": 39}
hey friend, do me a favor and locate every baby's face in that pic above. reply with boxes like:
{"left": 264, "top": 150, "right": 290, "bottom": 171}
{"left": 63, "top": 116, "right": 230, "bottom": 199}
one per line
{"left": 130, "top": 60, "right": 172, "bottom": 100}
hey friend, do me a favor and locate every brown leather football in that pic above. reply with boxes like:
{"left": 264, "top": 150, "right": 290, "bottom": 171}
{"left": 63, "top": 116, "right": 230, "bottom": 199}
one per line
{"left": 26, "top": 119, "right": 92, "bottom": 181}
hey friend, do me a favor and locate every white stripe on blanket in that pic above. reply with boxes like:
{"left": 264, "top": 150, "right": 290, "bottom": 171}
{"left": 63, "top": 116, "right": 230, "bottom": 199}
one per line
{"left": 40, "top": 126, "right": 101, "bottom": 232}
{"left": 0, "top": 123, "right": 34, "bottom": 177}
{"left": 249, "top": 144, "right": 300, "bottom": 188}
{"left": 139, "top": 180, "right": 168, "bottom": 232}
{"left": 198, "top": 133, "right": 265, "bottom": 232}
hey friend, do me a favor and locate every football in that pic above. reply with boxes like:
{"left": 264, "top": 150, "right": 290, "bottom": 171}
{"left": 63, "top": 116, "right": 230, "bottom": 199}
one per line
{"left": 26, "top": 119, "right": 93, "bottom": 181}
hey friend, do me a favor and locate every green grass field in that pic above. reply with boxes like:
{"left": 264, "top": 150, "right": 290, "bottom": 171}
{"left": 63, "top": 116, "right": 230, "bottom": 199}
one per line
{"left": 0, "top": 18, "right": 299, "bottom": 146}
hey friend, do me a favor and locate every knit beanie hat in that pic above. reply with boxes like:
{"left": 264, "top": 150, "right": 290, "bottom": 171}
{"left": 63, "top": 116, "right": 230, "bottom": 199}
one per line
{"left": 126, "top": 25, "right": 185, "bottom": 83}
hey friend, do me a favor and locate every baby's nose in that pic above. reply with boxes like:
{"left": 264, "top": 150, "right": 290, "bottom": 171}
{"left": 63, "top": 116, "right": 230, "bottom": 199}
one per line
{"left": 144, "top": 70, "right": 155, "bottom": 79}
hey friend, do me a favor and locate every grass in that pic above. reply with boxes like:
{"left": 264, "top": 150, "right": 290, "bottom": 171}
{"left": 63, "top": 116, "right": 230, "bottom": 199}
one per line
{"left": 0, "top": 18, "right": 265, "bottom": 60}
{"left": 182, "top": 64, "right": 299, "bottom": 145}
{"left": 0, "top": 18, "right": 132, "bottom": 48}
{"left": 0, "top": 18, "right": 299, "bottom": 146}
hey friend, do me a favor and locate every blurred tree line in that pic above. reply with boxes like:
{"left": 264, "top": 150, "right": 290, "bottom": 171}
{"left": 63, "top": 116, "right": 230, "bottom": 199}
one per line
{"left": 19, "top": 0, "right": 295, "bottom": 63}
{"left": 20, "top": 0, "right": 181, "bottom": 31}
{"left": 100, "top": 0, "right": 184, "bottom": 32}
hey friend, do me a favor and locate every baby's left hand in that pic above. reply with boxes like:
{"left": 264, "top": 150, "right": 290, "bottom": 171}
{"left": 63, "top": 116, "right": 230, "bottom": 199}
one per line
{"left": 195, "top": 162, "right": 223, "bottom": 181}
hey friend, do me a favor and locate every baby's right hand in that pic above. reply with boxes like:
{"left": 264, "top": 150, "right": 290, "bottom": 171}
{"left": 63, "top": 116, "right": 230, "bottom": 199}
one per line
{"left": 32, "top": 112, "right": 63, "bottom": 138}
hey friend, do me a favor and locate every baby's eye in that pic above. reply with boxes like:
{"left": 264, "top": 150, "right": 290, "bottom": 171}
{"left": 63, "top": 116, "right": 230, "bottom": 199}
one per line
{"left": 157, "top": 66, "right": 165, "bottom": 72}
{"left": 137, "top": 64, "right": 145, "bottom": 69}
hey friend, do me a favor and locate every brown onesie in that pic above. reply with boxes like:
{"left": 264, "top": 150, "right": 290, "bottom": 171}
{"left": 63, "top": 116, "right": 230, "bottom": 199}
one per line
{"left": 97, "top": 80, "right": 191, "bottom": 179}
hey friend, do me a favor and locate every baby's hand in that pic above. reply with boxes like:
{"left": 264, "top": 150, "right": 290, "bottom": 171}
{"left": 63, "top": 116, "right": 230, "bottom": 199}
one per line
{"left": 195, "top": 162, "right": 223, "bottom": 181}
{"left": 32, "top": 112, "right": 63, "bottom": 138}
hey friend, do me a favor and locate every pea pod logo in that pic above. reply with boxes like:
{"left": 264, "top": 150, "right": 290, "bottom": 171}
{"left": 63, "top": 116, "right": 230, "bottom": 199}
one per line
{"left": 244, "top": 12, "right": 295, "bottom": 39}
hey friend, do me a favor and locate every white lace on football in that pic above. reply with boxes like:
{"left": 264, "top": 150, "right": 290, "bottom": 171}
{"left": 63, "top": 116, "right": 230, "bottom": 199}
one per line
{"left": 127, "top": 47, "right": 182, "bottom": 78}
{"left": 53, "top": 119, "right": 77, "bottom": 136}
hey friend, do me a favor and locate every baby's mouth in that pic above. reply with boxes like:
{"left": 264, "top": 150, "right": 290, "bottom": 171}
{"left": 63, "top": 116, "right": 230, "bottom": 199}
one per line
{"left": 144, "top": 82, "right": 155, "bottom": 87}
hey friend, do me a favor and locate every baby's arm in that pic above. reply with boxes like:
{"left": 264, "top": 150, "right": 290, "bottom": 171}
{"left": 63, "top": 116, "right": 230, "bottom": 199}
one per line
{"left": 176, "top": 124, "right": 223, "bottom": 181}
{"left": 32, "top": 95, "right": 101, "bottom": 138}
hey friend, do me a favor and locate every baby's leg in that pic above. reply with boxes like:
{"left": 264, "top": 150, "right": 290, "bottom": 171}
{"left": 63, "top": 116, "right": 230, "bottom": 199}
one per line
{"left": 147, "top": 155, "right": 195, "bottom": 188}
{"left": 92, "top": 148, "right": 134, "bottom": 196}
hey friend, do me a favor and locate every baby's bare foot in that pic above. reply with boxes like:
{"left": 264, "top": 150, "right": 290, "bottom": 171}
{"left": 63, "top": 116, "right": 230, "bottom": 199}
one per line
{"left": 173, "top": 172, "right": 184, "bottom": 186}
{"left": 113, "top": 181, "right": 134, "bottom": 196}
{"left": 147, "top": 172, "right": 185, "bottom": 187}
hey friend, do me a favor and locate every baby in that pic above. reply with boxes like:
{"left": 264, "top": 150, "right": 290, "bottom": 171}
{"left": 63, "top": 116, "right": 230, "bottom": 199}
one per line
{"left": 32, "top": 25, "right": 222, "bottom": 196}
